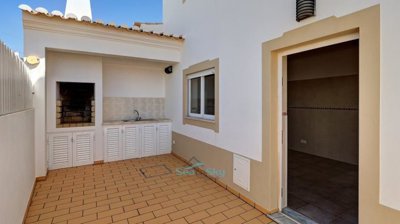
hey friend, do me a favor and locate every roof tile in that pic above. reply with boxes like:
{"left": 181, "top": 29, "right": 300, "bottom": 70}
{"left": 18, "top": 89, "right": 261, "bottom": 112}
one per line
{"left": 19, "top": 4, "right": 184, "bottom": 41}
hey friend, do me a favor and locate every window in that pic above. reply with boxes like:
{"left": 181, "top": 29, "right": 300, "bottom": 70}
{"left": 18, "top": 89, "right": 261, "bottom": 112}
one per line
{"left": 183, "top": 59, "right": 219, "bottom": 132}
{"left": 188, "top": 69, "right": 215, "bottom": 120}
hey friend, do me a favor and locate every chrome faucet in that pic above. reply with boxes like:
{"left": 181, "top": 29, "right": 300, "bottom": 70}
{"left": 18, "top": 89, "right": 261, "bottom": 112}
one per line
{"left": 134, "top": 109, "right": 141, "bottom": 121}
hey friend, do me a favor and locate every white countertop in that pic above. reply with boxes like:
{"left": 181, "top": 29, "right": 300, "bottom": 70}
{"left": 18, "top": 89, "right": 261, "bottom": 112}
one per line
{"left": 103, "top": 118, "right": 171, "bottom": 126}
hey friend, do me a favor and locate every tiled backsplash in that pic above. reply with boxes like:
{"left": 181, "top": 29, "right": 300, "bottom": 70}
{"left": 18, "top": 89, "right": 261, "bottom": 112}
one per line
{"left": 103, "top": 97, "right": 165, "bottom": 121}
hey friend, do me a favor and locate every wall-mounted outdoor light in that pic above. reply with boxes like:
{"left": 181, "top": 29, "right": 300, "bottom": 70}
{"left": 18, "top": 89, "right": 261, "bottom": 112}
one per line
{"left": 26, "top": 55, "right": 40, "bottom": 65}
{"left": 164, "top": 66, "right": 173, "bottom": 74}
{"left": 296, "top": 0, "right": 315, "bottom": 22}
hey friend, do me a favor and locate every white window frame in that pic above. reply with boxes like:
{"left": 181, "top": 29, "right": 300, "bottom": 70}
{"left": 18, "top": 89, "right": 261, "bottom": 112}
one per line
{"left": 187, "top": 68, "right": 215, "bottom": 121}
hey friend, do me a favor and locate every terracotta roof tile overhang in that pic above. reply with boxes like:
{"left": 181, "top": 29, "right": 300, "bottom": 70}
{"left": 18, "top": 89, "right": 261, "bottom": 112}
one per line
{"left": 19, "top": 4, "right": 185, "bottom": 41}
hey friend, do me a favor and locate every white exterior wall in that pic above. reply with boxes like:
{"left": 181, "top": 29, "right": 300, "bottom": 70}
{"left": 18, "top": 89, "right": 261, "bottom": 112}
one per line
{"left": 163, "top": 0, "right": 379, "bottom": 161}
{"left": 28, "top": 60, "right": 47, "bottom": 177}
{"left": 46, "top": 51, "right": 103, "bottom": 161}
{"left": 0, "top": 110, "right": 35, "bottom": 224}
{"left": 163, "top": 0, "right": 400, "bottom": 211}
{"left": 103, "top": 58, "right": 167, "bottom": 98}
{"left": 380, "top": 0, "right": 400, "bottom": 211}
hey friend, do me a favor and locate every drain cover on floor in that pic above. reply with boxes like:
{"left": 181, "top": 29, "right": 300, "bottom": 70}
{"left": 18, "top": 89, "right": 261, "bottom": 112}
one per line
{"left": 139, "top": 164, "right": 172, "bottom": 178}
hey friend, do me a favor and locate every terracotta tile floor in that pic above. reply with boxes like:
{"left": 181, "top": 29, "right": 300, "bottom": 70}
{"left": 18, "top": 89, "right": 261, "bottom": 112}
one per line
{"left": 26, "top": 154, "right": 275, "bottom": 224}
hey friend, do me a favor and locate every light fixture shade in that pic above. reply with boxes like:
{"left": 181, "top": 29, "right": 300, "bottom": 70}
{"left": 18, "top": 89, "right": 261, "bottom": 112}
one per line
{"left": 26, "top": 56, "right": 40, "bottom": 65}
{"left": 296, "top": 0, "right": 315, "bottom": 22}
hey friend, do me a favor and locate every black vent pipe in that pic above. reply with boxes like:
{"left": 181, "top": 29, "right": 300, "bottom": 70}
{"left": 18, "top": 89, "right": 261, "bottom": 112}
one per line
{"left": 296, "top": 0, "right": 315, "bottom": 22}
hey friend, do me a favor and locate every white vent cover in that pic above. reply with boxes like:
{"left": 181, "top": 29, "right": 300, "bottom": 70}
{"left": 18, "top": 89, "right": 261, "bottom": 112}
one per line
{"left": 233, "top": 154, "right": 250, "bottom": 191}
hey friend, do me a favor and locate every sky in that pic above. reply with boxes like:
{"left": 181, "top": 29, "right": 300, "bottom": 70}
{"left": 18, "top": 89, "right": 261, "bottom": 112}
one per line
{"left": 0, "top": 0, "right": 163, "bottom": 55}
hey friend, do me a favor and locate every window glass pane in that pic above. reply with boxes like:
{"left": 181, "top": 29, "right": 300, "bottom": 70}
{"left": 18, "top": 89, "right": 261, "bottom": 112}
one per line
{"left": 190, "top": 77, "right": 201, "bottom": 114}
{"left": 204, "top": 74, "right": 215, "bottom": 115}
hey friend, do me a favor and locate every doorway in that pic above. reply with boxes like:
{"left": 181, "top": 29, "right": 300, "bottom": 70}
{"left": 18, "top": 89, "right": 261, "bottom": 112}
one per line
{"left": 283, "top": 40, "right": 359, "bottom": 224}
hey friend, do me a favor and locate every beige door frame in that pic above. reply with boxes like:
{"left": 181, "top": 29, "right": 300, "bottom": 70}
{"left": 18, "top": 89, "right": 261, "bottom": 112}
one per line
{"left": 277, "top": 33, "right": 360, "bottom": 210}
{"left": 261, "top": 6, "right": 398, "bottom": 223}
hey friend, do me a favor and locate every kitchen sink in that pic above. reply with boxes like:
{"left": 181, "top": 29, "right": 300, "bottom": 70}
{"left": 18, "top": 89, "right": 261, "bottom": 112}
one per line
{"left": 122, "top": 118, "right": 158, "bottom": 122}
{"left": 139, "top": 118, "right": 158, "bottom": 121}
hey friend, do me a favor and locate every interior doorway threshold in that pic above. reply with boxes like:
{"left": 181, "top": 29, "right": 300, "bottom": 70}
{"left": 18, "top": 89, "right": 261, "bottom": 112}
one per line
{"left": 268, "top": 211, "right": 300, "bottom": 224}
{"left": 281, "top": 208, "right": 318, "bottom": 224}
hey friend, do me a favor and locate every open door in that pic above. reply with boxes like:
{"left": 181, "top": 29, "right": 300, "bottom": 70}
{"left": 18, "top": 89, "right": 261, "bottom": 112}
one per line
{"left": 280, "top": 39, "right": 359, "bottom": 224}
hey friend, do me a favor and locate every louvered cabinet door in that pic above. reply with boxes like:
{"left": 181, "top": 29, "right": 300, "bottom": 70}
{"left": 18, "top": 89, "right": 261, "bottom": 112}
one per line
{"left": 104, "top": 126, "right": 122, "bottom": 162}
{"left": 48, "top": 133, "right": 73, "bottom": 170}
{"left": 157, "top": 123, "right": 172, "bottom": 155}
{"left": 73, "top": 132, "right": 94, "bottom": 167}
{"left": 141, "top": 124, "right": 157, "bottom": 157}
{"left": 123, "top": 125, "right": 141, "bottom": 159}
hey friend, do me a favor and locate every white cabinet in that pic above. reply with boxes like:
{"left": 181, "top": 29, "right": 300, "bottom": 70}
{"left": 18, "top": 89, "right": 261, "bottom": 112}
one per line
{"left": 158, "top": 123, "right": 172, "bottom": 155}
{"left": 123, "top": 125, "right": 141, "bottom": 159}
{"left": 48, "top": 133, "right": 73, "bottom": 170}
{"left": 73, "top": 132, "right": 95, "bottom": 167}
{"left": 104, "top": 126, "right": 122, "bottom": 162}
{"left": 142, "top": 124, "right": 157, "bottom": 157}
{"left": 103, "top": 122, "right": 172, "bottom": 162}
{"left": 48, "top": 131, "right": 94, "bottom": 170}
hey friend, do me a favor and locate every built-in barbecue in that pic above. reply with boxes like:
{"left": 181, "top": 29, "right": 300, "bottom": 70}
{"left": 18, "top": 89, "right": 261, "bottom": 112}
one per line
{"left": 56, "top": 82, "right": 95, "bottom": 128}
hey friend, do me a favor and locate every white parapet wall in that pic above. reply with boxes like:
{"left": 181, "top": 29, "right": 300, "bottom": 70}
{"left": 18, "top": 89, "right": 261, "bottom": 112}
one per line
{"left": 0, "top": 110, "right": 35, "bottom": 224}
{"left": 0, "top": 42, "right": 35, "bottom": 223}
{"left": 0, "top": 41, "right": 32, "bottom": 115}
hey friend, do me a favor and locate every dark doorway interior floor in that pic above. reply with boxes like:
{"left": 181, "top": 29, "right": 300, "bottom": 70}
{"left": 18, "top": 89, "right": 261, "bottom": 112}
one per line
{"left": 287, "top": 150, "right": 358, "bottom": 224}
